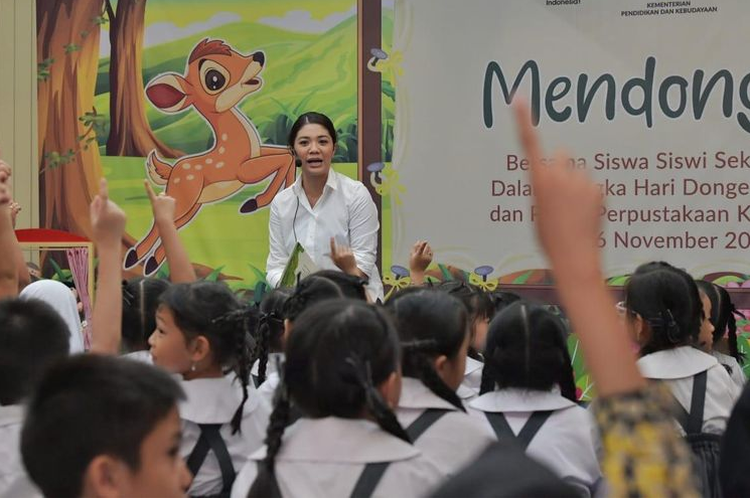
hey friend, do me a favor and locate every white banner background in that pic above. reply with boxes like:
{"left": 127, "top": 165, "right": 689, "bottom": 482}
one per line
{"left": 391, "top": 0, "right": 750, "bottom": 277}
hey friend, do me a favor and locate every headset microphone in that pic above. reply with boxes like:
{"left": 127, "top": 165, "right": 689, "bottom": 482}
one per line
{"left": 295, "top": 157, "right": 302, "bottom": 168}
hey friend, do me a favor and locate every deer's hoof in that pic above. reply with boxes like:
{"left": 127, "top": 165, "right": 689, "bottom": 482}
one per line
{"left": 240, "top": 198, "right": 258, "bottom": 214}
{"left": 144, "top": 256, "right": 160, "bottom": 276}
{"left": 124, "top": 248, "right": 140, "bottom": 268}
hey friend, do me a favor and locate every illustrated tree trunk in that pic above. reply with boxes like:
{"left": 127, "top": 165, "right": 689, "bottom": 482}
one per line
{"left": 106, "top": 0, "right": 183, "bottom": 158}
{"left": 37, "top": 0, "right": 105, "bottom": 238}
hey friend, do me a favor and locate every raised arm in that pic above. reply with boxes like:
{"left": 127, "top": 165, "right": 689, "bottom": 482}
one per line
{"left": 409, "top": 240, "right": 433, "bottom": 286}
{"left": 144, "top": 181, "right": 196, "bottom": 283}
{"left": 0, "top": 160, "right": 18, "bottom": 299}
{"left": 89, "top": 179, "right": 127, "bottom": 354}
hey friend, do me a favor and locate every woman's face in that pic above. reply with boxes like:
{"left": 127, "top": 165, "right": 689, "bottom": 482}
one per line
{"left": 293, "top": 123, "right": 335, "bottom": 180}
{"left": 697, "top": 291, "right": 715, "bottom": 352}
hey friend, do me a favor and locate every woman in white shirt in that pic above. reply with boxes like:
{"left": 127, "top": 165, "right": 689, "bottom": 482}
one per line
{"left": 387, "top": 288, "right": 495, "bottom": 476}
{"left": 234, "top": 299, "right": 442, "bottom": 497}
{"left": 469, "top": 300, "right": 603, "bottom": 497}
{"left": 265, "top": 112, "right": 383, "bottom": 301}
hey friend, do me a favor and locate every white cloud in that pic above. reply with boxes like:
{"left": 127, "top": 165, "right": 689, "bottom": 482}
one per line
{"left": 257, "top": 6, "right": 356, "bottom": 34}
{"left": 100, "top": 11, "right": 241, "bottom": 58}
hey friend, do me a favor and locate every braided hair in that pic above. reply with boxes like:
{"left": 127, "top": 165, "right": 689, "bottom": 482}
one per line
{"left": 696, "top": 280, "right": 745, "bottom": 365}
{"left": 158, "top": 282, "right": 259, "bottom": 434}
{"left": 437, "top": 281, "right": 493, "bottom": 360}
{"left": 256, "top": 288, "right": 292, "bottom": 385}
{"left": 387, "top": 288, "right": 468, "bottom": 410}
{"left": 121, "top": 277, "right": 169, "bottom": 352}
{"left": 480, "top": 301, "right": 577, "bottom": 403}
{"left": 625, "top": 262, "right": 701, "bottom": 356}
{"left": 248, "top": 299, "right": 409, "bottom": 497}
{"left": 283, "top": 275, "right": 345, "bottom": 323}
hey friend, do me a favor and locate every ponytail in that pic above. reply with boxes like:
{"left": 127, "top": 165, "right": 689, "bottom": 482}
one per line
{"left": 248, "top": 381, "right": 291, "bottom": 498}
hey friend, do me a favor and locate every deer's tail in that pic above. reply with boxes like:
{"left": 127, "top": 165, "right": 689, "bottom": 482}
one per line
{"left": 146, "top": 150, "right": 171, "bottom": 186}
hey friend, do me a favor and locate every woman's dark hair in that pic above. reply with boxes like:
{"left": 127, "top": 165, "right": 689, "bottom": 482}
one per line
{"left": 256, "top": 288, "right": 292, "bottom": 385}
{"left": 696, "top": 280, "right": 744, "bottom": 364}
{"left": 311, "top": 270, "right": 368, "bottom": 301}
{"left": 480, "top": 301, "right": 577, "bottom": 403}
{"left": 387, "top": 289, "right": 468, "bottom": 410}
{"left": 249, "top": 299, "right": 408, "bottom": 497}
{"left": 287, "top": 112, "right": 337, "bottom": 148}
{"left": 437, "top": 281, "right": 493, "bottom": 360}
{"left": 122, "top": 277, "right": 170, "bottom": 353}
{"left": 282, "top": 275, "right": 344, "bottom": 322}
{"left": 625, "top": 262, "right": 701, "bottom": 356}
{"left": 159, "top": 282, "right": 259, "bottom": 434}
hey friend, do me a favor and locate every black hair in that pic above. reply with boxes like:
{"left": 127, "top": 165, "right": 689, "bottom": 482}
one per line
{"left": 282, "top": 274, "right": 345, "bottom": 322}
{"left": 287, "top": 111, "right": 337, "bottom": 148}
{"left": 437, "top": 280, "right": 493, "bottom": 360}
{"left": 21, "top": 354, "right": 185, "bottom": 498}
{"left": 696, "top": 280, "right": 744, "bottom": 364}
{"left": 388, "top": 289, "right": 468, "bottom": 410}
{"left": 256, "top": 288, "right": 292, "bottom": 385}
{"left": 310, "top": 269, "right": 368, "bottom": 301}
{"left": 480, "top": 301, "right": 577, "bottom": 403}
{"left": 122, "top": 277, "right": 170, "bottom": 353}
{"left": 249, "top": 299, "right": 408, "bottom": 497}
{"left": 625, "top": 262, "right": 701, "bottom": 356}
{"left": 487, "top": 290, "right": 522, "bottom": 316}
{"left": 0, "top": 298, "right": 70, "bottom": 405}
{"left": 159, "top": 281, "right": 259, "bottom": 434}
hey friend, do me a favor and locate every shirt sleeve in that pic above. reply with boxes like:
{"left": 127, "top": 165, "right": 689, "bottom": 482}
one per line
{"left": 266, "top": 200, "right": 287, "bottom": 288}
{"left": 590, "top": 382, "right": 699, "bottom": 497}
{"left": 347, "top": 184, "right": 379, "bottom": 280}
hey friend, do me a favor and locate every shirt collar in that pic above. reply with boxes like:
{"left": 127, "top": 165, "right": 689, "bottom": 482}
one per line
{"left": 0, "top": 404, "right": 24, "bottom": 427}
{"left": 251, "top": 416, "right": 419, "bottom": 464}
{"left": 637, "top": 345, "right": 718, "bottom": 379}
{"left": 292, "top": 169, "right": 339, "bottom": 197}
{"left": 397, "top": 377, "right": 460, "bottom": 411}
{"left": 465, "top": 356, "right": 483, "bottom": 375}
{"left": 179, "top": 373, "right": 260, "bottom": 423}
{"left": 469, "top": 387, "right": 576, "bottom": 413}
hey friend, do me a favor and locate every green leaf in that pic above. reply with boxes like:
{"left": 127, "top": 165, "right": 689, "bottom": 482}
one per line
{"left": 204, "top": 266, "right": 225, "bottom": 282}
{"left": 713, "top": 275, "right": 745, "bottom": 286}
{"left": 512, "top": 270, "right": 534, "bottom": 284}
{"left": 437, "top": 263, "right": 452, "bottom": 281}
{"left": 247, "top": 264, "right": 269, "bottom": 286}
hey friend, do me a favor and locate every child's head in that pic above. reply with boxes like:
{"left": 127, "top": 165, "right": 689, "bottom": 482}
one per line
{"left": 387, "top": 288, "right": 469, "bottom": 409}
{"left": 624, "top": 262, "right": 701, "bottom": 356}
{"left": 0, "top": 298, "right": 70, "bottom": 405}
{"left": 122, "top": 277, "right": 170, "bottom": 353}
{"left": 696, "top": 280, "right": 744, "bottom": 362}
{"left": 149, "top": 281, "right": 258, "bottom": 433}
{"left": 256, "top": 287, "right": 292, "bottom": 385}
{"left": 249, "top": 299, "right": 407, "bottom": 497}
{"left": 310, "top": 269, "right": 368, "bottom": 301}
{"left": 282, "top": 274, "right": 345, "bottom": 328}
{"left": 19, "top": 279, "right": 84, "bottom": 353}
{"left": 437, "top": 281, "right": 494, "bottom": 358}
{"left": 481, "top": 300, "right": 577, "bottom": 402}
{"left": 695, "top": 280, "right": 717, "bottom": 352}
{"left": 21, "top": 355, "right": 190, "bottom": 497}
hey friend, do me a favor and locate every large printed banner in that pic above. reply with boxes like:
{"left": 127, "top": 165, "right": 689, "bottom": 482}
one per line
{"left": 391, "top": 0, "right": 748, "bottom": 278}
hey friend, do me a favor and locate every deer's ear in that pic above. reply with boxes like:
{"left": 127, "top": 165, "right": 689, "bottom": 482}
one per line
{"left": 145, "top": 73, "right": 194, "bottom": 113}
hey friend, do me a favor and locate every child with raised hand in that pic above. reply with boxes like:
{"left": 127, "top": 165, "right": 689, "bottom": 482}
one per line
{"left": 148, "top": 281, "right": 270, "bottom": 496}
{"left": 409, "top": 240, "right": 433, "bottom": 286}
{"left": 20, "top": 355, "right": 191, "bottom": 497}
{"left": 0, "top": 298, "right": 70, "bottom": 496}
{"left": 387, "top": 288, "right": 495, "bottom": 476}
{"left": 514, "top": 99, "right": 698, "bottom": 496}
{"left": 469, "top": 300, "right": 603, "bottom": 496}
{"left": 232, "top": 299, "right": 443, "bottom": 497}
{"left": 696, "top": 280, "right": 747, "bottom": 389}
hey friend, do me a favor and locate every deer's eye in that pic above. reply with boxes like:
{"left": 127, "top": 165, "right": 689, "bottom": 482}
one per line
{"left": 205, "top": 70, "right": 226, "bottom": 91}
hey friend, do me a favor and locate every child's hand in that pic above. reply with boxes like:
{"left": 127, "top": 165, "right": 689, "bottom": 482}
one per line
{"left": 9, "top": 201, "right": 21, "bottom": 228}
{"left": 330, "top": 237, "right": 359, "bottom": 276}
{"left": 515, "top": 99, "right": 603, "bottom": 274}
{"left": 90, "top": 178, "right": 126, "bottom": 248}
{"left": 409, "top": 240, "right": 433, "bottom": 273}
{"left": 144, "top": 180, "right": 176, "bottom": 224}
{"left": 0, "top": 160, "right": 12, "bottom": 206}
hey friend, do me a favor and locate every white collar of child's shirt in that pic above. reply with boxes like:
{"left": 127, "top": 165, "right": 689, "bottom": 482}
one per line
{"left": 464, "top": 356, "right": 483, "bottom": 375}
{"left": 469, "top": 386, "right": 576, "bottom": 413}
{"left": 637, "top": 345, "right": 718, "bottom": 380}
{"left": 397, "top": 377, "right": 461, "bottom": 411}
{"left": 251, "top": 353, "right": 285, "bottom": 377}
{"left": 292, "top": 168, "right": 339, "bottom": 198}
{"left": 250, "top": 416, "right": 420, "bottom": 464}
{"left": 0, "top": 404, "right": 24, "bottom": 428}
{"left": 179, "top": 372, "right": 260, "bottom": 423}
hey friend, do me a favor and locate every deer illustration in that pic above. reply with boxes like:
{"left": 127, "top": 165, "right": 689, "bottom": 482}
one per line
{"left": 124, "top": 38, "right": 295, "bottom": 275}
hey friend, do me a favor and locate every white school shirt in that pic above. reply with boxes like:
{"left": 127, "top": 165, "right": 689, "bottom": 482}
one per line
{"left": 231, "top": 416, "right": 443, "bottom": 497}
{"left": 266, "top": 169, "right": 384, "bottom": 301}
{"left": 0, "top": 405, "right": 40, "bottom": 497}
{"left": 712, "top": 350, "right": 747, "bottom": 391}
{"left": 457, "top": 356, "right": 483, "bottom": 402}
{"left": 250, "top": 353, "right": 284, "bottom": 381}
{"left": 396, "top": 377, "right": 495, "bottom": 476}
{"left": 637, "top": 345, "right": 741, "bottom": 434}
{"left": 179, "top": 373, "right": 271, "bottom": 497}
{"left": 469, "top": 388, "right": 604, "bottom": 497}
